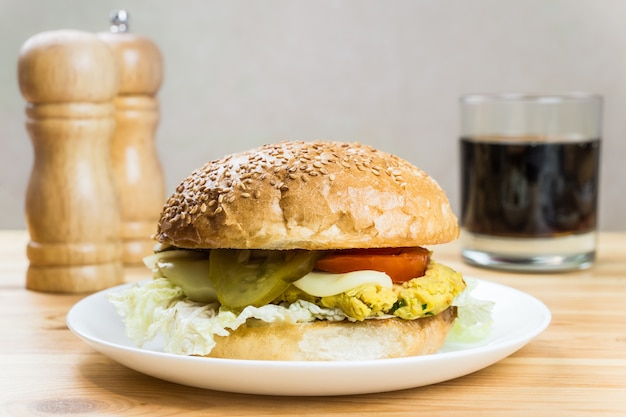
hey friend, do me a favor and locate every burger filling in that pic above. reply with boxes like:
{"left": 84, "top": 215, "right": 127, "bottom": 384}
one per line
{"left": 109, "top": 247, "right": 491, "bottom": 356}
{"left": 142, "top": 246, "right": 465, "bottom": 321}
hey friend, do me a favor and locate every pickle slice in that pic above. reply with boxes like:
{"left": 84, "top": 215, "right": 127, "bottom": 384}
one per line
{"left": 209, "top": 249, "right": 320, "bottom": 310}
{"left": 147, "top": 250, "right": 217, "bottom": 303}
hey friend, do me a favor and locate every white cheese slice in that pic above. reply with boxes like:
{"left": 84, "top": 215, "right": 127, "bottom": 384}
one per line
{"left": 292, "top": 270, "right": 393, "bottom": 297}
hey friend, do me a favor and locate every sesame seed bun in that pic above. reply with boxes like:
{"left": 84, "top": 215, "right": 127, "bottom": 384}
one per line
{"left": 156, "top": 140, "right": 459, "bottom": 250}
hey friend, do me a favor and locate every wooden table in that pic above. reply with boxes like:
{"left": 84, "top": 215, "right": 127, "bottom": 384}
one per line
{"left": 1, "top": 230, "right": 625, "bottom": 416}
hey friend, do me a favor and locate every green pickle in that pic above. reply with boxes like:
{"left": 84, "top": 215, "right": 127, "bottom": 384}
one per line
{"left": 152, "top": 250, "right": 217, "bottom": 303}
{"left": 209, "top": 249, "right": 321, "bottom": 310}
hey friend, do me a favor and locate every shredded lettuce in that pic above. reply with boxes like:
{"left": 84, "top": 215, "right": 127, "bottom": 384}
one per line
{"left": 107, "top": 278, "right": 185, "bottom": 346}
{"left": 448, "top": 277, "right": 495, "bottom": 342}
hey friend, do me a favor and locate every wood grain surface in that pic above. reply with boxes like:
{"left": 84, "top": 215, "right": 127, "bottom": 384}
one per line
{"left": 1, "top": 230, "right": 625, "bottom": 416}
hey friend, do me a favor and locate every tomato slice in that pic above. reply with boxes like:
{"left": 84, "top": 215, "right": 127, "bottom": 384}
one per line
{"left": 314, "top": 247, "right": 430, "bottom": 283}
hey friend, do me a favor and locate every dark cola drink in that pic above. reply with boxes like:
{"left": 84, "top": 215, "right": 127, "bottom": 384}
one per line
{"left": 459, "top": 137, "right": 600, "bottom": 271}
{"left": 460, "top": 138, "right": 600, "bottom": 237}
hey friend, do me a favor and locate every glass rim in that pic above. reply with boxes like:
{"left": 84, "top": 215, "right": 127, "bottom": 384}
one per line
{"left": 460, "top": 92, "right": 603, "bottom": 105}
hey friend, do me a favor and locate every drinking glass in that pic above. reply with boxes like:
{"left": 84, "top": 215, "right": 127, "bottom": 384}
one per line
{"left": 459, "top": 93, "right": 602, "bottom": 271}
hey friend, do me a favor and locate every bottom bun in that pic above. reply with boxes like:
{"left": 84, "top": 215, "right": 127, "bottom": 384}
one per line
{"left": 207, "top": 306, "right": 457, "bottom": 361}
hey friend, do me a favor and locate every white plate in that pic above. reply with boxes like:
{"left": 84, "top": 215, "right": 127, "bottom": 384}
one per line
{"left": 67, "top": 278, "right": 551, "bottom": 396}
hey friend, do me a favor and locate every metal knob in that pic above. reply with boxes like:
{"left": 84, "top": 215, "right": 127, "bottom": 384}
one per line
{"left": 110, "top": 10, "right": 130, "bottom": 33}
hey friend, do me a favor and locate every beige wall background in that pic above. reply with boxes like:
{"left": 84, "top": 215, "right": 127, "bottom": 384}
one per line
{"left": 1, "top": 0, "right": 625, "bottom": 230}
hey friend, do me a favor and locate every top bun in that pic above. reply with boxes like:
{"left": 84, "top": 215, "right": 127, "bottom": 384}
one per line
{"left": 156, "top": 140, "right": 459, "bottom": 250}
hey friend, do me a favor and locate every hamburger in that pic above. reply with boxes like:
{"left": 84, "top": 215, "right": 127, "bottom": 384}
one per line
{"left": 109, "top": 140, "right": 472, "bottom": 361}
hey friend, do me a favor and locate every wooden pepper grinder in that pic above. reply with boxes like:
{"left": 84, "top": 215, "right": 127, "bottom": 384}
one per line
{"left": 18, "top": 30, "right": 124, "bottom": 293}
{"left": 98, "top": 10, "right": 166, "bottom": 265}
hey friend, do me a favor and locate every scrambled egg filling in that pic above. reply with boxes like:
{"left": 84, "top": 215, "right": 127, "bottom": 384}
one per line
{"left": 274, "top": 262, "right": 466, "bottom": 321}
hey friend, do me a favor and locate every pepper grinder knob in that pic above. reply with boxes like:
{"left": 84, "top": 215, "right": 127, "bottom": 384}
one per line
{"left": 98, "top": 11, "right": 166, "bottom": 265}
{"left": 18, "top": 30, "right": 124, "bottom": 293}
{"left": 110, "top": 9, "right": 130, "bottom": 33}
